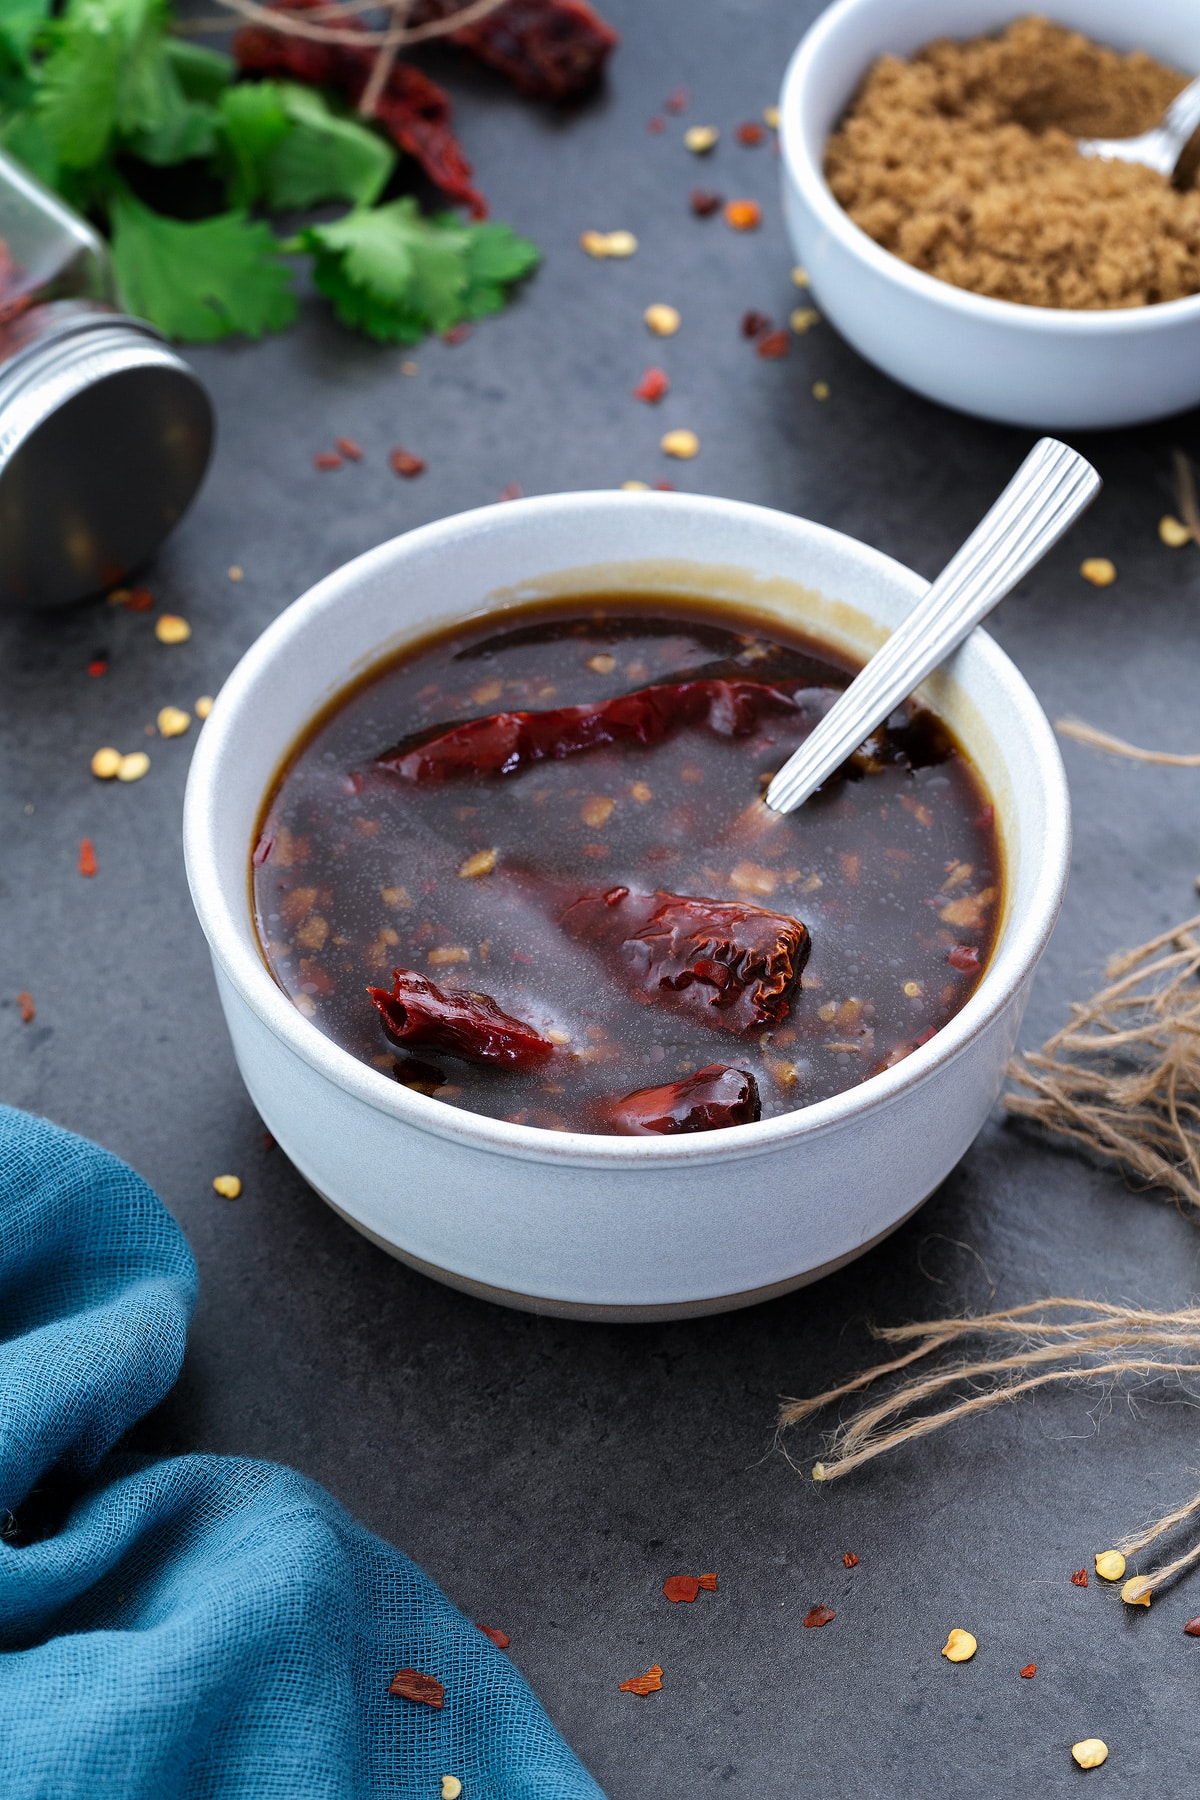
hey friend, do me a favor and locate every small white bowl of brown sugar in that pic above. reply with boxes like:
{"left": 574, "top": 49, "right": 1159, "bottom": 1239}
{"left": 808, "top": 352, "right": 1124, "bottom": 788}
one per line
{"left": 779, "top": 2, "right": 1200, "bottom": 428}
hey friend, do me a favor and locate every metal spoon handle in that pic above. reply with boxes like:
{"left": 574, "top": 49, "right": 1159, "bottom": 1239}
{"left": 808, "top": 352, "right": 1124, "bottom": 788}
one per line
{"left": 1163, "top": 76, "right": 1200, "bottom": 160}
{"left": 764, "top": 438, "right": 1101, "bottom": 815}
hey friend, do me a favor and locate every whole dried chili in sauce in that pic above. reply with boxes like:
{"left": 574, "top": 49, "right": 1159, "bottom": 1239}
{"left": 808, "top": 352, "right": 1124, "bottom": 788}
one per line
{"left": 375, "top": 677, "right": 808, "bottom": 781}
{"left": 409, "top": 0, "right": 617, "bottom": 101}
{"left": 560, "top": 888, "right": 810, "bottom": 1034}
{"left": 235, "top": 0, "right": 487, "bottom": 216}
{"left": 611, "top": 1065, "right": 760, "bottom": 1134}
{"left": 369, "top": 968, "right": 554, "bottom": 1067}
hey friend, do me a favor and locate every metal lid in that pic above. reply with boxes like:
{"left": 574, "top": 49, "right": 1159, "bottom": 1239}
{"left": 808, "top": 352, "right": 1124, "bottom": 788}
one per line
{"left": 0, "top": 303, "right": 214, "bottom": 609}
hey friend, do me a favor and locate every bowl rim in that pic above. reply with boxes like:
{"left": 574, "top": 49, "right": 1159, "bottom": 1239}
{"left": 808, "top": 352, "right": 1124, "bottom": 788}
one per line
{"left": 778, "top": 0, "right": 1200, "bottom": 334}
{"left": 183, "top": 490, "right": 1070, "bottom": 1171}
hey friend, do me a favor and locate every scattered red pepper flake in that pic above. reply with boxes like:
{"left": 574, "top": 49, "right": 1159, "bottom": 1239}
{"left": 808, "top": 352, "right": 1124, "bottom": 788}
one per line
{"left": 689, "top": 189, "right": 722, "bottom": 217}
{"left": 261, "top": 1130, "right": 277, "bottom": 1151}
{"left": 78, "top": 838, "right": 98, "bottom": 878}
{"left": 842, "top": 1552, "right": 859, "bottom": 1568}
{"left": 126, "top": 586, "right": 154, "bottom": 613}
{"left": 388, "top": 1668, "right": 445, "bottom": 1707}
{"left": 498, "top": 482, "right": 522, "bottom": 501}
{"left": 664, "top": 86, "right": 688, "bottom": 114}
{"left": 724, "top": 198, "right": 762, "bottom": 230}
{"left": 335, "top": 436, "right": 363, "bottom": 461}
{"left": 653, "top": 479, "right": 675, "bottom": 491}
{"left": 735, "top": 120, "right": 765, "bottom": 145}
{"left": 741, "top": 309, "right": 771, "bottom": 337}
{"left": 86, "top": 654, "right": 108, "bottom": 678}
{"left": 252, "top": 835, "right": 274, "bottom": 867}
{"left": 16, "top": 992, "right": 35, "bottom": 1024}
{"left": 647, "top": 115, "right": 665, "bottom": 134}
{"left": 756, "top": 328, "right": 789, "bottom": 359}
{"left": 804, "top": 1605, "right": 836, "bottom": 1628}
{"left": 663, "top": 1575, "right": 701, "bottom": 1603}
{"left": 698, "top": 1573, "right": 717, "bottom": 1590}
{"left": 948, "top": 944, "right": 982, "bottom": 973}
{"left": 633, "top": 366, "right": 670, "bottom": 403}
{"left": 314, "top": 452, "right": 343, "bottom": 471}
{"left": 618, "top": 1664, "right": 664, "bottom": 1696}
{"left": 974, "top": 803, "right": 995, "bottom": 830}
{"left": 1071, "top": 1568, "right": 1088, "bottom": 1588}
{"left": 1020, "top": 1663, "right": 1037, "bottom": 1678}
{"left": 390, "top": 448, "right": 426, "bottom": 478}
{"left": 442, "top": 323, "right": 472, "bottom": 345}
{"left": 1184, "top": 1617, "right": 1200, "bottom": 1636}
{"left": 476, "top": 1623, "right": 511, "bottom": 1649}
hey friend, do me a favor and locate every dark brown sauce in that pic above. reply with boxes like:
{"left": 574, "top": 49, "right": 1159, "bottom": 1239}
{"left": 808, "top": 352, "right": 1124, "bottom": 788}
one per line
{"left": 252, "top": 597, "right": 1002, "bottom": 1134}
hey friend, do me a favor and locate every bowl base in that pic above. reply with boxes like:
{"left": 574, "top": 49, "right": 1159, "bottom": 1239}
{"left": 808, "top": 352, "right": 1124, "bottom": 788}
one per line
{"left": 308, "top": 1177, "right": 930, "bottom": 1321}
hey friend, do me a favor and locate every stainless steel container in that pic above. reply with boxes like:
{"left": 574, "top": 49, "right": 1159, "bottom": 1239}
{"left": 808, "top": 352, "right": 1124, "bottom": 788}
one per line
{"left": 0, "top": 150, "right": 214, "bottom": 610}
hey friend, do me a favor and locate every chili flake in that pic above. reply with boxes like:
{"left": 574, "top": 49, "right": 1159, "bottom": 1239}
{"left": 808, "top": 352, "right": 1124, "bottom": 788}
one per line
{"left": 661, "top": 428, "right": 699, "bottom": 459}
{"left": 689, "top": 190, "right": 722, "bottom": 216}
{"left": 735, "top": 121, "right": 765, "bottom": 145}
{"left": 756, "top": 329, "right": 789, "bottom": 359}
{"left": 804, "top": 1605, "right": 836, "bottom": 1628}
{"left": 195, "top": 696, "right": 215, "bottom": 720}
{"left": 16, "top": 992, "right": 34, "bottom": 1024}
{"left": 314, "top": 452, "right": 343, "bottom": 470}
{"left": 476, "top": 1623, "right": 511, "bottom": 1648}
{"left": 157, "top": 706, "right": 191, "bottom": 739}
{"left": 1071, "top": 1568, "right": 1088, "bottom": 1587}
{"left": 646, "top": 115, "right": 665, "bottom": 134}
{"left": 91, "top": 747, "right": 121, "bottom": 779}
{"left": 790, "top": 307, "right": 821, "bottom": 333}
{"left": 664, "top": 86, "right": 689, "bottom": 114}
{"left": 443, "top": 323, "right": 472, "bottom": 345}
{"left": 212, "top": 1174, "right": 242, "bottom": 1199}
{"left": 741, "top": 309, "right": 771, "bottom": 337}
{"left": 662, "top": 1576, "right": 701, "bottom": 1603}
{"left": 1184, "top": 1617, "right": 1200, "bottom": 1636}
{"left": 698, "top": 1573, "right": 717, "bottom": 1590}
{"left": 390, "top": 448, "right": 426, "bottom": 478}
{"left": 684, "top": 125, "right": 718, "bottom": 153}
{"left": 87, "top": 654, "right": 108, "bottom": 677}
{"left": 335, "top": 436, "right": 363, "bottom": 461}
{"left": 618, "top": 1664, "right": 663, "bottom": 1696}
{"left": 644, "top": 303, "right": 681, "bottom": 336}
{"left": 155, "top": 615, "right": 191, "bottom": 645}
{"left": 724, "top": 199, "right": 762, "bottom": 230}
{"left": 78, "top": 838, "right": 98, "bottom": 877}
{"left": 389, "top": 1668, "right": 445, "bottom": 1707}
{"left": 1159, "top": 514, "right": 1191, "bottom": 547}
{"left": 1080, "top": 557, "right": 1117, "bottom": 586}
{"left": 498, "top": 483, "right": 521, "bottom": 501}
{"left": 634, "top": 367, "right": 670, "bottom": 403}
{"left": 126, "top": 586, "right": 154, "bottom": 612}
{"left": 1019, "top": 1663, "right": 1036, "bottom": 1678}
{"left": 842, "top": 1552, "right": 859, "bottom": 1568}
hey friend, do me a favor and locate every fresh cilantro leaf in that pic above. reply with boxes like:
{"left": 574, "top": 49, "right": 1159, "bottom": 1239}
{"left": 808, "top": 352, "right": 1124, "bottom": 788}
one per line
{"left": 36, "top": 0, "right": 166, "bottom": 169}
{"left": 218, "top": 80, "right": 394, "bottom": 211}
{"left": 0, "top": 0, "right": 50, "bottom": 76}
{"left": 162, "top": 39, "right": 233, "bottom": 104}
{"left": 0, "top": 109, "right": 59, "bottom": 188}
{"left": 110, "top": 193, "right": 297, "bottom": 340}
{"left": 217, "top": 79, "right": 290, "bottom": 205}
{"left": 459, "top": 220, "right": 540, "bottom": 319}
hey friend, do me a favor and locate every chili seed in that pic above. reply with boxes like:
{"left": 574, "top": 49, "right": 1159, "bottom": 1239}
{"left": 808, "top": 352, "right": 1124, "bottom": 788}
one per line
{"left": 724, "top": 199, "right": 762, "bottom": 229}
{"left": 545, "top": 1028, "right": 571, "bottom": 1045}
{"left": 228, "top": 565, "right": 244, "bottom": 581}
{"left": 580, "top": 797, "right": 615, "bottom": 827}
{"left": 941, "top": 1629, "right": 977, "bottom": 1662}
{"left": 792, "top": 266, "right": 810, "bottom": 286}
{"left": 441, "top": 1781, "right": 462, "bottom": 1800}
{"left": 157, "top": 706, "right": 191, "bottom": 738}
{"left": 903, "top": 981, "right": 922, "bottom": 997}
{"left": 813, "top": 381, "right": 830, "bottom": 401}
{"left": 212, "top": 1174, "right": 242, "bottom": 1199}
{"left": 690, "top": 190, "right": 722, "bottom": 216}
{"left": 684, "top": 125, "right": 718, "bottom": 153}
{"left": 604, "top": 229, "right": 637, "bottom": 257}
{"left": 1094, "top": 1550, "right": 1125, "bottom": 1581}
{"left": 116, "top": 751, "right": 150, "bottom": 782}
{"left": 155, "top": 614, "right": 191, "bottom": 645}
{"left": 1080, "top": 557, "right": 1117, "bottom": 586}
{"left": 661, "top": 428, "right": 699, "bottom": 459}
{"left": 1120, "top": 1577, "right": 1151, "bottom": 1606}
{"left": 390, "top": 448, "right": 426, "bottom": 478}
{"left": 763, "top": 105, "right": 780, "bottom": 128}
{"left": 631, "top": 781, "right": 653, "bottom": 802}
{"left": 1071, "top": 1741, "right": 1108, "bottom": 1770}
{"left": 790, "top": 307, "right": 821, "bottom": 333}
{"left": 621, "top": 480, "right": 650, "bottom": 490}
{"left": 1159, "top": 514, "right": 1191, "bottom": 547}
{"left": 428, "top": 947, "right": 470, "bottom": 966}
{"left": 644, "top": 303, "right": 681, "bottom": 336}
{"left": 587, "top": 654, "right": 616, "bottom": 673}
{"left": 91, "top": 747, "right": 121, "bottom": 779}
{"left": 458, "top": 848, "right": 498, "bottom": 879}
{"left": 195, "top": 696, "right": 214, "bottom": 719}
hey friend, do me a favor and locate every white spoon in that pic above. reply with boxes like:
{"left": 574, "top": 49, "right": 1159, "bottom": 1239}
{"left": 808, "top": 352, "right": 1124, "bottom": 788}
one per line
{"left": 1078, "top": 75, "right": 1200, "bottom": 179}
{"left": 764, "top": 437, "right": 1100, "bottom": 816}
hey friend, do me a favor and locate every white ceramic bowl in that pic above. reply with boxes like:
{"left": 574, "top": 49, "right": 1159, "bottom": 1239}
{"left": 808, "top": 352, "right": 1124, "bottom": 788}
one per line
{"left": 779, "top": 0, "right": 1200, "bottom": 429}
{"left": 183, "top": 494, "right": 1069, "bottom": 1320}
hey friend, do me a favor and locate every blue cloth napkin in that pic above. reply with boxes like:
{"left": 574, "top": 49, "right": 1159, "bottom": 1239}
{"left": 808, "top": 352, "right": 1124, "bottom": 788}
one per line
{"left": 0, "top": 1104, "right": 605, "bottom": 1799}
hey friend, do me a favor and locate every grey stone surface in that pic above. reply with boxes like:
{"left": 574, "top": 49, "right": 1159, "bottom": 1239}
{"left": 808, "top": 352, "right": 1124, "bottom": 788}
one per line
{"left": 3, "top": 2, "right": 1200, "bottom": 1792}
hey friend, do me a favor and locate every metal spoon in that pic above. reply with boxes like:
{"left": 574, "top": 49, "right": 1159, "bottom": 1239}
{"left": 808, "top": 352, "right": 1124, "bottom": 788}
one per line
{"left": 1078, "top": 75, "right": 1200, "bottom": 179}
{"left": 763, "top": 438, "right": 1100, "bottom": 816}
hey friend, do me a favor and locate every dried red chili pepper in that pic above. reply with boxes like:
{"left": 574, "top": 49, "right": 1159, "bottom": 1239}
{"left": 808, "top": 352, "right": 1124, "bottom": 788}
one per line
{"left": 78, "top": 838, "right": 98, "bottom": 878}
{"left": 476, "top": 1623, "right": 511, "bottom": 1648}
{"left": 735, "top": 121, "right": 765, "bottom": 145}
{"left": 633, "top": 366, "right": 670, "bottom": 403}
{"left": 388, "top": 1668, "right": 445, "bottom": 1706}
{"left": 390, "top": 448, "right": 426, "bottom": 478}
{"left": 618, "top": 1664, "right": 663, "bottom": 1696}
{"left": 410, "top": 0, "right": 618, "bottom": 102}
{"left": 335, "top": 436, "right": 363, "bottom": 461}
{"left": 1019, "top": 1663, "right": 1037, "bottom": 1678}
{"left": 689, "top": 190, "right": 722, "bottom": 217}
{"left": 804, "top": 1605, "right": 836, "bottom": 1628}
{"left": 611, "top": 1065, "right": 761, "bottom": 1134}
{"left": 16, "top": 992, "right": 35, "bottom": 1025}
{"left": 376, "top": 677, "right": 807, "bottom": 781}
{"left": 756, "top": 329, "right": 789, "bottom": 359}
{"left": 561, "top": 888, "right": 810, "bottom": 1035}
{"left": 235, "top": 0, "right": 487, "bottom": 216}
{"left": 698, "top": 1573, "right": 717, "bottom": 1590}
{"left": 314, "top": 452, "right": 343, "bottom": 471}
{"left": 948, "top": 944, "right": 982, "bottom": 973}
{"left": 1071, "top": 1568, "right": 1088, "bottom": 1587}
{"left": 663, "top": 1575, "right": 701, "bottom": 1603}
{"left": 369, "top": 969, "right": 555, "bottom": 1068}
{"left": 842, "top": 1552, "right": 859, "bottom": 1568}
{"left": 740, "top": 309, "right": 771, "bottom": 338}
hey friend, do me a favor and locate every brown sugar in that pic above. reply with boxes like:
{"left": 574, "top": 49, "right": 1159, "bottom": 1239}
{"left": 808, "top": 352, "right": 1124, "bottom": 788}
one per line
{"left": 824, "top": 16, "right": 1200, "bottom": 309}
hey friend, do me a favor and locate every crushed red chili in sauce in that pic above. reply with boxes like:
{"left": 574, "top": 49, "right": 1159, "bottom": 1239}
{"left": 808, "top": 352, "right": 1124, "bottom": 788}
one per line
{"left": 252, "top": 598, "right": 1002, "bottom": 1135}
